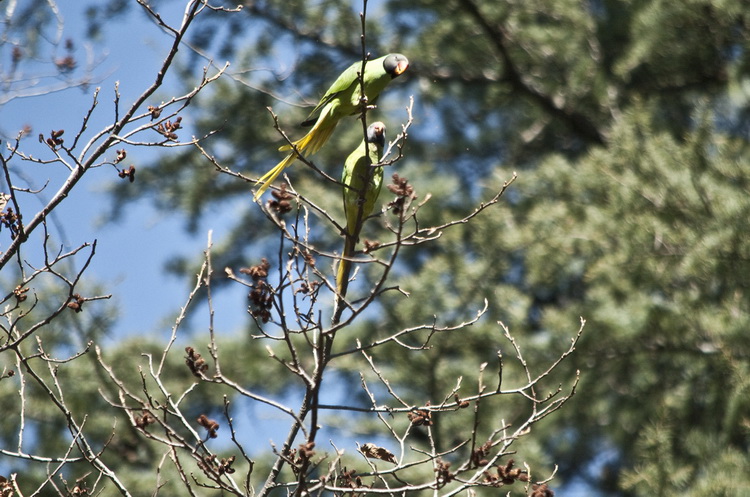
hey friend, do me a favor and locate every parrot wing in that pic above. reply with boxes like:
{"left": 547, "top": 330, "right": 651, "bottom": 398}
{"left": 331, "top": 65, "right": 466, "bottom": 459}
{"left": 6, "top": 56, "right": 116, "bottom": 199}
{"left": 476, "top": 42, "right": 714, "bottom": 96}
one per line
{"left": 301, "top": 53, "right": 402, "bottom": 126}
{"left": 300, "top": 60, "right": 362, "bottom": 127}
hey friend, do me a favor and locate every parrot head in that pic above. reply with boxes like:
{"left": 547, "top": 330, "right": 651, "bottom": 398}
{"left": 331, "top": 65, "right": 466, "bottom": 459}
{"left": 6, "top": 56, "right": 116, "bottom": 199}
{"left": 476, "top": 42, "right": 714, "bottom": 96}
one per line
{"left": 383, "top": 54, "right": 409, "bottom": 78}
{"left": 367, "top": 121, "right": 386, "bottom": 148}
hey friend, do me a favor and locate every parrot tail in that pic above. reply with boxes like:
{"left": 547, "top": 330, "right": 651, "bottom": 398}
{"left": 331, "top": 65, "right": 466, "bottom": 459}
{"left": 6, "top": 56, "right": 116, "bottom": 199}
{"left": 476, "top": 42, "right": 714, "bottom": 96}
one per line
{"left": 336, "top": 234, "right": 356, "bottom": 298}
{"left": 253, "top": 152, "right": 296, "bottom": 201}
{"left": 278, "top": 108, "right": 339, "bottom": 156}
{"left": 255, "top": 109, "right": 339, "bottom": 201}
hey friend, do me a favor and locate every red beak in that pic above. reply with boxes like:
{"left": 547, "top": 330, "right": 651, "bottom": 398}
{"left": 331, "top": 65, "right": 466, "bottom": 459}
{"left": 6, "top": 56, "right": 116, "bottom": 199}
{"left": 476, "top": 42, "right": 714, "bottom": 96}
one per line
{"left": 395, "top": 60, "right": 409, "bottom": 76}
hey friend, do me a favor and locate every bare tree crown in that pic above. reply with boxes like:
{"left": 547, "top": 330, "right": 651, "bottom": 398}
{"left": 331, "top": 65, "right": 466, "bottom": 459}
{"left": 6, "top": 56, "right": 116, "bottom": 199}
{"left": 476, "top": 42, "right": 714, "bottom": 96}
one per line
{"left": 0, "top": 2, "right": 582, "bottom": 496}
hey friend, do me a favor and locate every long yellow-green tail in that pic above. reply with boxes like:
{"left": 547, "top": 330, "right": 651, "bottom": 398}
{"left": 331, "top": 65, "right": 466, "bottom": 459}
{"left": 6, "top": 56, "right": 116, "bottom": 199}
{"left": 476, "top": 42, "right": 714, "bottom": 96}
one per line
{"left": 253, "top": 152, "right": 296, "bottom": 200}
{"left": 278, "top": 114, "right": 338, "bottom": 156}
{"left": 336, "top": 234, "right": 356, "bottom": 298}
{"left": 254, "top": 107, "right": 339, "bottom": 201}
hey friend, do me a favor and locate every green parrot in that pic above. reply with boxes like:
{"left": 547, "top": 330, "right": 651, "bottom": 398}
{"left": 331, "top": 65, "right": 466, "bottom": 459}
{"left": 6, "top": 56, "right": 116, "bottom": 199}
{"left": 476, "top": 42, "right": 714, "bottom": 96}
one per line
{"left": 254, "top": 53, "right": 408, "bottom": 200}
{"left": 336, "top": 121, "right": 386, "bottom": 297}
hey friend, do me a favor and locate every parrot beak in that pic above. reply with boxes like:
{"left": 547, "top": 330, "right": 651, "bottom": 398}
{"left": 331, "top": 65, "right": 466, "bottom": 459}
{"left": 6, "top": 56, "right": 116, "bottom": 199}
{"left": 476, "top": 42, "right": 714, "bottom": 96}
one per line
{"left": 394, "top": 59, "right": 409, "bottom": 76}
{"left": 384, "top": 54, "right": 410, "bottom": 78}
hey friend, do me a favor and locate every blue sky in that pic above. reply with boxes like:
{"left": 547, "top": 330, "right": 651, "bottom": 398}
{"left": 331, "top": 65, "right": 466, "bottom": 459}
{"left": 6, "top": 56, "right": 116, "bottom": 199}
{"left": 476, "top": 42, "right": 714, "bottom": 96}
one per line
{"left": 1, "top": 1, "right": 248, "bottom": 340}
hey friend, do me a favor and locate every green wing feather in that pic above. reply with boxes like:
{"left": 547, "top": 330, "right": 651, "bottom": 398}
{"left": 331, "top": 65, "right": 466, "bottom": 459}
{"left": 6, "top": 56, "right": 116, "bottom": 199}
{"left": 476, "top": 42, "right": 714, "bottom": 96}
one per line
{"left": 300, "top": 60, "right": 366, "bottom": 126}
{"left": 300, "top": 55, "right": 391, "bottom": 126}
